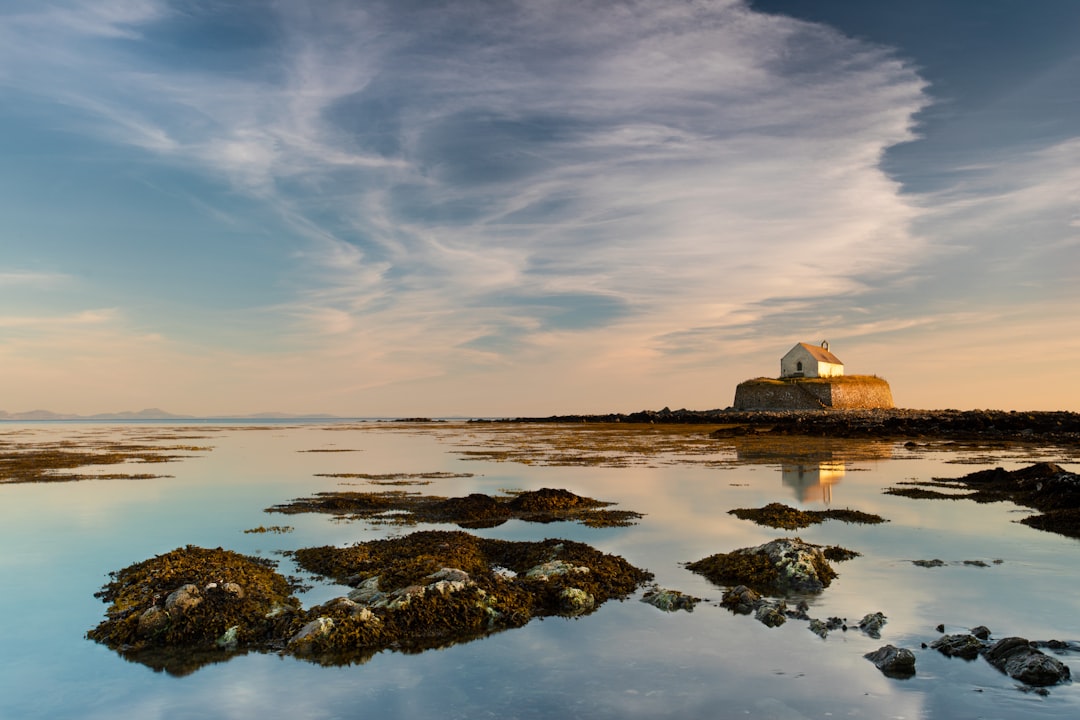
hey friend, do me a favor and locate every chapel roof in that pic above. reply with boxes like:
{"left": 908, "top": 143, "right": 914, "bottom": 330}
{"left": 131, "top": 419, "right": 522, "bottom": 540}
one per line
{"left": 792, "top": 342, "right": 843, "bottom": 365}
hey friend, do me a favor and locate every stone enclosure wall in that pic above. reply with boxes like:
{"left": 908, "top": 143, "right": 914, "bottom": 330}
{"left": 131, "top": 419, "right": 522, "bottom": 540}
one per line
{"left": 733, "top": 376, "right": 894, "bottom": 410}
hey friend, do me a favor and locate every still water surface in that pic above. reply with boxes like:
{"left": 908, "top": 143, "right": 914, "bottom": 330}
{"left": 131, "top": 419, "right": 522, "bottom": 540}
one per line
{"left": 1, "top": 422, "right": 1078, "bottom": 719}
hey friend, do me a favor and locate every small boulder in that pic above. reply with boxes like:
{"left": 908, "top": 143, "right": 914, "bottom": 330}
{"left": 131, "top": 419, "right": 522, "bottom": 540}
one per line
{"left": 558, "top": 588, "right": 595, "bottom": 615}
{"left": 165, "top": 584, "right": 202, "bottom": 613}
{"left": 384, "top": 584, "right": 426, "bottom": 610}
{"left": 290, "top": 617, "right": 335, "bottom": 646}
{"left": 347, "top": 576, "right": 384, "bottom": 605}
{"left": 865, "top": 645, "right": 916, "bottom": 678}
{"left": 219, "top": 582, "right": 244, "bottom": 599}
{"left": 427, "top": 567, "right": 471, "bottom": 584}
{"left": 755, "top": 603, "right": 787, "bottom": 628}
{"left": 137, "top": 607, "right": 167, "bottom": 636}
{"left": 425, "top": 567, "right": 473, "bottom": 595}
{"left": 216, "top": 625, "right": 239, "bottom": 650}
{"left": 525, "top": 560, "right": 590, "bottom": 580}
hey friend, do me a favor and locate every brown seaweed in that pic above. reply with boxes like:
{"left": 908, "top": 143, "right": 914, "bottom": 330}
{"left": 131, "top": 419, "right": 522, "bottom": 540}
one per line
{"left": 728, "top": 502, "right": 886, "bottom": 529}
{"left": 267, "top": 487, "right": 643, "bottom": 528}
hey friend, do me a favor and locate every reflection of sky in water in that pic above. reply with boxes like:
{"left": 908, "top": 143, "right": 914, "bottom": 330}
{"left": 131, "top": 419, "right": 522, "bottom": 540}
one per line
{"left": 1, "top": 423, "right": 1079, "bottom": 719}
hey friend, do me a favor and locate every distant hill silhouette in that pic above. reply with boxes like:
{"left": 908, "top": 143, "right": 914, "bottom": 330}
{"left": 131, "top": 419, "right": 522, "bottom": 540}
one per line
{"left": 0, "top": 408, "right": 342, "bottom": 420}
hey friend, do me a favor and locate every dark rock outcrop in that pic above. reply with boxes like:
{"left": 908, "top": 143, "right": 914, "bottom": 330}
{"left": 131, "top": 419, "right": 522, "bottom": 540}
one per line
{"left": 896, "top": 463, "right": 1080, "bottom": 539}
{"left": 984, "top": 637, "right": 1072, "bottom": 686}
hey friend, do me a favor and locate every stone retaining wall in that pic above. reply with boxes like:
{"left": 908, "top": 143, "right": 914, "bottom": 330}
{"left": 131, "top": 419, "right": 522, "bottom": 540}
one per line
{"left": 733, "top": 377, "right": 894, "bottom": 410}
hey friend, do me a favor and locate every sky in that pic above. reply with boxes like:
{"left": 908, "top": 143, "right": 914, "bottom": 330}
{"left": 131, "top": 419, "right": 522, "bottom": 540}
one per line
{"left": 1, "top": 0, "right": 1078, "bottom": 416}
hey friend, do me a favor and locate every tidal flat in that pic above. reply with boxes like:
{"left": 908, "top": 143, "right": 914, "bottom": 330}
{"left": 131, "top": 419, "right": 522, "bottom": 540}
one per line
{"left": 1, "top": 419, "right": 1079, "bottom": 719}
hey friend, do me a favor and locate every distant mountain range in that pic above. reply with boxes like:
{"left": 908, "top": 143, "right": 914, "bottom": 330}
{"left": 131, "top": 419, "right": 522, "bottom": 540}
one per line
{"left": 0, "top": 408, "right": 343, "bottom": 421}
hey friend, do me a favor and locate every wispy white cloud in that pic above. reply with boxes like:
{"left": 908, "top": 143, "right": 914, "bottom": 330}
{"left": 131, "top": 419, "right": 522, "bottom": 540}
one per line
{"left": 0, "top": 270, "right": 71, "bottom": 288}
{"left": 13, "top": 0, "right": 167, "bottom": 39}
{"left": 910, "top": 136, "right": 1080, "bottom": 298}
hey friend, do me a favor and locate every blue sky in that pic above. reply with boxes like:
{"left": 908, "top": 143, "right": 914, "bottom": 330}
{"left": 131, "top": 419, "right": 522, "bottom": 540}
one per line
{"left": 1, "top": 0, "right": 1077, "bottom": 415}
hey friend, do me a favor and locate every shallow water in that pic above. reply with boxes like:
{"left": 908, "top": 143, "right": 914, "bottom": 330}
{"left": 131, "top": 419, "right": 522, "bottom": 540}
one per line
{"left": 1, "top": 422, "right": 1078, "bottom": 720}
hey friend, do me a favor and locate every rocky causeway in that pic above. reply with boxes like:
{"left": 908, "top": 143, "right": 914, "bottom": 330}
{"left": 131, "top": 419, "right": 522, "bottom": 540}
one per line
{"left": 501, "top": 407, "right": 1080, "bottom": 443}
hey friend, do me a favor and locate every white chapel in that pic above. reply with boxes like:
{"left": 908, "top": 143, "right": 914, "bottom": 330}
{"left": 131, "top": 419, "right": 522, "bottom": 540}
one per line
{"left": 780, "top": 341, "right": 844, "bottom": 379}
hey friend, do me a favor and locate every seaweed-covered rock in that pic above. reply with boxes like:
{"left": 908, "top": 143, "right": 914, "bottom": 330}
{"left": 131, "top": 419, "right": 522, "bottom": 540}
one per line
{"left": 718, "top": 586, "right": 806, "bottom": 629}
{"left": 932, "top": 633, "right": 985, "bottom": 660}
{"left": 291, "top": 617, "right": 335, "bottom": 650}
{"left": 640, "top": 587, "right": 701, "bottom": 612}
{"left": 286, "top": 530, "right": 652, "bottom": 662}
{"left": 808, "top": 617, "right": 845, "bottom": 639}
{"left": 865, "top": 645, "right": 916, "bottom": 678}
{"left": 346, "top": 576, "right": 384, "bottom": 605}
{"left": 913, "top": 559, "right": 946, "bottom": 568}
{"left": 728, "top": 502, "right": 886, "bottom": 530}
{"left": 984, "top": 637, "right": 1072, "bottom": 686}
{"left": 754, "top": 602, "right": 787, "bottom": 627}
{"left": 857, "top": 612, "right": 887, "bottom": 639}
{"left": 525, "top": 559, "right": 589, "bottom": 580}
{"left": 558, "top": 587, "right": 595, "bottom": 615}
{"left": 686, "top": 538, "right": 837, "bottom": 594}
{"left": 269, "top": 487, "right": 643, "bottom": 529}
{"left": 720, "top": 585, "right": 762, "bottom": 614}
{"left": 165, "top": 584, "right": 203, "bottom": 613}
{"left": 822, "top": 546, "right": 861, "bottom": 562}
{"left": 87, "top": 545, "right": 302, "bottom": 672}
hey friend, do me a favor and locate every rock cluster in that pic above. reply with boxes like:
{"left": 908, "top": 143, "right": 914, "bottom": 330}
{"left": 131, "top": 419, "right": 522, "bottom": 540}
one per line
{"left": 872, "top": 626, "right": 1078, "bottom": 688}
{"left": 89, "top": 532, "right": 652, "bottom": 673}
{"left": 890, "top": 463, "right": 1080, "bottom": 539}
{"left": 927, "top": 631, "right": 1073, "bottom": 687}
{"left": 719, "top": 583, "right": 885, "bottom": 640}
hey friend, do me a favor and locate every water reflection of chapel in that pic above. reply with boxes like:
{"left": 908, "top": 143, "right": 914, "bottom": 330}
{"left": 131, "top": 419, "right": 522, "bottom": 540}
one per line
{"left": 781, "top": 461, "right": 846, "bottom": 504}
